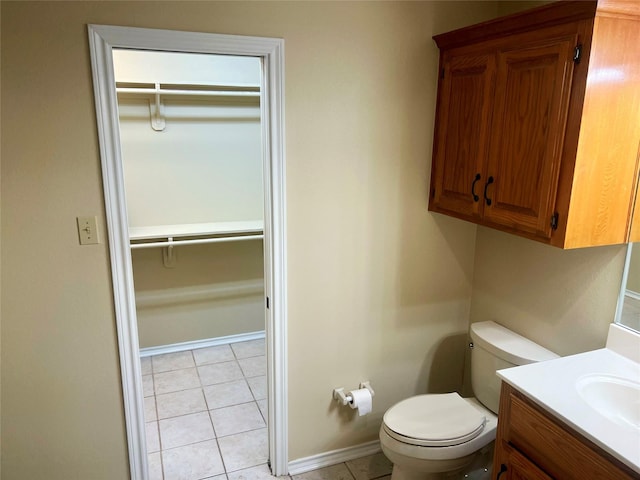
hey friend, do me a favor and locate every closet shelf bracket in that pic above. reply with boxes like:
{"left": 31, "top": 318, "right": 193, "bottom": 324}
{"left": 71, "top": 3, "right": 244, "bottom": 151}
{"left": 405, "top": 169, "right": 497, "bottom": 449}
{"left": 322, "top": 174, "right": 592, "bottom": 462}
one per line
{"left": 162, "top": 237, "right": 176, "bottom": 268}
{"left": 149, "top": 83, "right": 166, "bottom": 131}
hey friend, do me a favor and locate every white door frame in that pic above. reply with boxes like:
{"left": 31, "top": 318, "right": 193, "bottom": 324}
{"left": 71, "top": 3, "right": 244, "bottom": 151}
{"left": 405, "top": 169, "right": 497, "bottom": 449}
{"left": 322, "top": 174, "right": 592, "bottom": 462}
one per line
{"left": 88, "top": 25, "right": 288, "bottom": 479}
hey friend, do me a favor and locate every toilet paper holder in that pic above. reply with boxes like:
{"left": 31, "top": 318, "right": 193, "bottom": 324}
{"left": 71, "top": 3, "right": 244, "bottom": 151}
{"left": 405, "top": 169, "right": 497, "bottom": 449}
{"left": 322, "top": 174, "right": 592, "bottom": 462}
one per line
{"left": 333, "top": 381, "right": 375, "bottom": 406}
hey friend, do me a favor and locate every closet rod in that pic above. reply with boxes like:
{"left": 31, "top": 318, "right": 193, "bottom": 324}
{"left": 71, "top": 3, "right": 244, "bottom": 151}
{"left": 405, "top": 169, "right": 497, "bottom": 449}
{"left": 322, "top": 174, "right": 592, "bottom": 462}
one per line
{"left": 130, "top": 234, "right": 263, "bottom": 250}
{"left": 116, "top": 87, "right": 260, "bottom": 97}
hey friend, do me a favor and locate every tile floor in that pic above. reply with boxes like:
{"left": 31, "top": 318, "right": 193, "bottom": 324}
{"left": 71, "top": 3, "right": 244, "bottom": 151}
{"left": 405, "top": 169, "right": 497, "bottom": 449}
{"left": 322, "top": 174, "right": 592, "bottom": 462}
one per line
{"left": 142, "top": 339, "right": 394, "bottom": 480}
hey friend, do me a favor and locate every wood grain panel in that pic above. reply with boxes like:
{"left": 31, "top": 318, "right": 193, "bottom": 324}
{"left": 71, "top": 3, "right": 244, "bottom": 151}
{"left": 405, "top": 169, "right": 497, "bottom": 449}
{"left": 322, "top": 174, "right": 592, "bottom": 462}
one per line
{"left": 430, "top": 0, "right": 640, "bottom": 248}
{"left": 507, "top": 444, "right": 553, "bottom": 480}
{"left": 484, "top": 35, "right": 576, "bottom": 237}
{"left": 494, "top": 384, "right": 637, "bottom": 480}
{"left": 429, "top": 52, "right": 495, "bottom": 218}
{"left": 628, "top": 153, "right": 640, "bottom": 242}
{"left": 563, "top": 12, "right": 640, "bottom": 247}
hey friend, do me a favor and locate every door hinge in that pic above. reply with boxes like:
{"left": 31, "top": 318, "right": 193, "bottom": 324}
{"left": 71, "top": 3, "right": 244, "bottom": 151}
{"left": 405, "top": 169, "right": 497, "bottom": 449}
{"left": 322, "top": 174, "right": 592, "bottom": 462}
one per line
{"left": 441, "top": 68, "right": 445, "bottom": 79}
{"left": 551, "top": 212, "right": 559, "bottom": 230}
{"left": 266, "top": 296, "right": 270, "bottom": 309}
{"left": 573, "top": 44, "right": 582, "bottom": 64}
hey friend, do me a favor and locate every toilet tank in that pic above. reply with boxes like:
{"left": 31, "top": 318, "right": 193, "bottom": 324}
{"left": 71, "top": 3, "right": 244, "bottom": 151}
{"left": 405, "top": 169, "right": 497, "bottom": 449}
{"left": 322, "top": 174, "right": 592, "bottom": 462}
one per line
{"left": 470, "top": 321, "right": 559, "bottom": 414}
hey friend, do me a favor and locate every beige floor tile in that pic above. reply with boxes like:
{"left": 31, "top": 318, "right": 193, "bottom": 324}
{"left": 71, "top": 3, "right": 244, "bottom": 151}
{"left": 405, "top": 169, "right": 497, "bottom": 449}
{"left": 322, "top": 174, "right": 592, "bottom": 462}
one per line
{"left": 217, "top": 428, "right": 268, "bottom": 472}
{"left": 203, "top": 379, "right": 254, "bottom": 410}
{"left": 153, "top": 351, "right": 195, "bottom": 373}
{"left": 157, "top": 388, "right": 207, "bottom": 419}
{"left": 193, "top": 345, "right": 235, "bottom": 365}
{"left": 159, "top": 411, "right": 215, "bottom": 450}
{"left": 146, "top": 421, "right": 160, "bottom": 453}
{"left": 203, "top": 380, "right": 254, "bottom": 410}
{"left": 227, "top": 463, "right": 279, "bottom": 480}
{"left": 154, "top": 368, "right": 201, "bottom": 395}
{"left": 145, "top": 395, "right": 158, "bottom": 422}
{"left": 238, "top": 356, "right": 265, "bottom": 378}
{"left": 210, "top": 402, "right": 265, "bottom": 437}
{"left": 231, "top": 340, "right": 265, "bottom": 359}
{"left": 198, "top": 361, "right": 244, "bottom": 386}
{"left": 345, "top": 453, "right": 393, "bottom": 480}
{"left": 292, "top": 464, "right": 354, "bottom": 480}
{"left": 162, "top": 439, "right": 225, "bottom": 480}
{"left": 246, "top": 376, "right": 266, "bottom": 401}
{"left": 141, "top": 356, "right": 153, "bottom": 375}
{"left": 148, "top": 452, "right": 163, "bottom": 480}
{"left": 143, "top": 374, "right": 155, "bottom": 397}
{"left": 256, "top": 399, "right": 267, "bottom": 421}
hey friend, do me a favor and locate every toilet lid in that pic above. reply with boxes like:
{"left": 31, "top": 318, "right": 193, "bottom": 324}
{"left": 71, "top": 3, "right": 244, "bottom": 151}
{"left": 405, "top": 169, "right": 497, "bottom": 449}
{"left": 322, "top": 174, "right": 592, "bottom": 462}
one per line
{"left": 383, "top": 393, "right": 486, "bottom": 447}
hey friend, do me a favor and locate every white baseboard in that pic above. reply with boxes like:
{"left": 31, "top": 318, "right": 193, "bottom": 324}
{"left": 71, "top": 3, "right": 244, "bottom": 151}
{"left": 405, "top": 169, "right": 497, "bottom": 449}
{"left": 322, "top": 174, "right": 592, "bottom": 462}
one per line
{"left": 625, "top": 289, "right": 640, "bottom": 301}
{"left": 139, "top": 330, "right": 265, "bottom": 358}
{"left": 288, "top": 440, "right": 382, "bottom": 476}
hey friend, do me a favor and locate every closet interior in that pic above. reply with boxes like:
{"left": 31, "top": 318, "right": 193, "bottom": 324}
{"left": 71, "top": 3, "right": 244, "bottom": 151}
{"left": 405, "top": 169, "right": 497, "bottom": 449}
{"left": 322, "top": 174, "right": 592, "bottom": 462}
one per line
{"left": 113, "top": 49, "right": 269, "bottom": 479}
{"left": 114, "top": 48, "right": 265, "bottom": 350}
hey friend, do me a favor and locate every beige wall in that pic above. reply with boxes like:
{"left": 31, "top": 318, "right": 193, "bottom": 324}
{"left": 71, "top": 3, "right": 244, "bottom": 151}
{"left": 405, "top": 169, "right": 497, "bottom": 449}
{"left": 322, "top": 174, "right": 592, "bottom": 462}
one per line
{"left": 1, "top": 1, "right": 500, "bottom": 477}
{"left": 469, "top": 227, "right": 626, "bottom": 357}
{"left": 4, "top": 1, "right": 626, "bottom": 478}
{"left": 133, "top": 242, "right": 265, "bottom": 348}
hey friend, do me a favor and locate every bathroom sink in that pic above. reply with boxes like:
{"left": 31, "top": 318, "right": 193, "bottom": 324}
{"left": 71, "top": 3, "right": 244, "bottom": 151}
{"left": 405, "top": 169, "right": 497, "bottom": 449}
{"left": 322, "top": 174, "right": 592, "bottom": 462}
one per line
{"left": 576, "top": 374, "right": 640, "bottom": 430}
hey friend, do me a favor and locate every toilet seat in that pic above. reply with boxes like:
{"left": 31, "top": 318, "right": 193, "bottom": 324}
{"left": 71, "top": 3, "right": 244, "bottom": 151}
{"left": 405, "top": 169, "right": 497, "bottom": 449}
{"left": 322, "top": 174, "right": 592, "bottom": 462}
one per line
{"left": 382, "top": 393, "right": 487, "bottom": 447}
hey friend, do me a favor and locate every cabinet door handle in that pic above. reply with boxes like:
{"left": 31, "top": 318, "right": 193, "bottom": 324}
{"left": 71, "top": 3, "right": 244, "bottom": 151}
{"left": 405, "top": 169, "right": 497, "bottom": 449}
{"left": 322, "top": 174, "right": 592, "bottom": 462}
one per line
{"left": 471, "top": 173, "right": 481, "bottom": 202}
{"left": 496, "top": 464, "right": 507, "bottom": 480}
{"left": 484, "top": 176, "right": 494, "bottom": 206}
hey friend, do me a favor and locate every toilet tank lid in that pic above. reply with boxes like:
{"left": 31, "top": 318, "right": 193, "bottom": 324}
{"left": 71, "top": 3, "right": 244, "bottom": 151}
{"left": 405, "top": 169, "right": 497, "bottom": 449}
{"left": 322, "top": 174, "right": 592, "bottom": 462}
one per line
{"left": 470, "top": 321, "right": 559, "bottom": 365}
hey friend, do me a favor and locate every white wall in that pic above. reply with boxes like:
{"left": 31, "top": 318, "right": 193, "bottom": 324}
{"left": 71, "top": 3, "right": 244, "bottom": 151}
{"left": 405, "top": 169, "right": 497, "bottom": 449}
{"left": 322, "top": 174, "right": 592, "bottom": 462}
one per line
{"left": 113, "top": 50, "right": 261, "bottom": 87}
{"left": 114, "top": 51, "right": 263, "bottom": 228}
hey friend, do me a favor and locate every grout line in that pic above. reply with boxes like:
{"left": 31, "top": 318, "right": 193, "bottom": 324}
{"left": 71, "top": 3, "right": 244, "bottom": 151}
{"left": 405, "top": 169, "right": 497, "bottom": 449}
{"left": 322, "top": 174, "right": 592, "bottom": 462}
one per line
{"left": 214, "top": 436, "right": 229, "bottom": 476}
{"left": 207, "top": 409, "right": 219, "bottom": 439}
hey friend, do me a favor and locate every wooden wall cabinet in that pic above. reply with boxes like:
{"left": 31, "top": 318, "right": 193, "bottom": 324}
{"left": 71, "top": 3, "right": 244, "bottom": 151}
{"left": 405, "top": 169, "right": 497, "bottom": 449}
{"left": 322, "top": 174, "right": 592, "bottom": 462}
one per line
{"left": 492, "top": 383, "right": 637, "bottom": 480}
{"left": 429, "top": 0, "right": 640, "bottom": 249}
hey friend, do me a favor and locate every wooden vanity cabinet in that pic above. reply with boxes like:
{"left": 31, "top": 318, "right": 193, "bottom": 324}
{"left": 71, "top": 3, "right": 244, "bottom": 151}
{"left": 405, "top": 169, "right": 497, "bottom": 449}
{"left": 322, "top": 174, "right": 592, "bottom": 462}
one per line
{"left": 492, "top": 383, "right": 637, "bottom": 480}
{"left": 429, "top": 0, "right": 640, "bottom": 249}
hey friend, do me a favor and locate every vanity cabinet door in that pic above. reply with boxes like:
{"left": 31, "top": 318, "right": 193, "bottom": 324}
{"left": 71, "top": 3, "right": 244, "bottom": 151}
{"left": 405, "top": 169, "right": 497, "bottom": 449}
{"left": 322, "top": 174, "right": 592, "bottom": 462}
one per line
{"left": 430, "top": 51, "right": 495, "bottom": 220}
{"left": 495, "top": 444, "right": 552, "bottom": 480}
{"left": 482, "top": 35, "right": 577, "bottom": 238}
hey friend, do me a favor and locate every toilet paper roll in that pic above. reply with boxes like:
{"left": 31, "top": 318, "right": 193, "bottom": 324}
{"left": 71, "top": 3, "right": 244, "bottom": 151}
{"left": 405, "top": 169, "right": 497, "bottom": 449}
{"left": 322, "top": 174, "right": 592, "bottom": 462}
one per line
{"left": 348, "top": 388, "right": 373, "bottom": 416}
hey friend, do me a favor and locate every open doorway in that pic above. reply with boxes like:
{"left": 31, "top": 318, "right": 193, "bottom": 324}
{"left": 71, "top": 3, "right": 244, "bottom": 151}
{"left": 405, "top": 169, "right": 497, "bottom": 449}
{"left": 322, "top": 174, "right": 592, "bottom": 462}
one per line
{"left": 115, "top": 49, "right": 267, "bottom": 478}
{"left": 88, "top": 26, "right": 287, "bottom": 480}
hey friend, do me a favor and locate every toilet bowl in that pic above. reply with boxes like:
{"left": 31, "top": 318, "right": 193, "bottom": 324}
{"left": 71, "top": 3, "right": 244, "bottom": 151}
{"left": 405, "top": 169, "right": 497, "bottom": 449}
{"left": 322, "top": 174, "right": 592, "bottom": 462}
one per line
{"left": 379, "top": 321, "right": 558, "bottom": 480}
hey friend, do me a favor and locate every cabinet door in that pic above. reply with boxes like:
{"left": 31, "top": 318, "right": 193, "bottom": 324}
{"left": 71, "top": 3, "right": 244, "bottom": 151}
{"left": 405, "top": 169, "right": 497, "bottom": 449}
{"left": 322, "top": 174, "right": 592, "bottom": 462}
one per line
{"left": 430, "top": 51, "right": 495, "bottom": 218}
{"left": 495, "top": 443, "right": 553, "bottom": 480}
{"left": 483, "top": 35, "right": 577, "bottom": 238}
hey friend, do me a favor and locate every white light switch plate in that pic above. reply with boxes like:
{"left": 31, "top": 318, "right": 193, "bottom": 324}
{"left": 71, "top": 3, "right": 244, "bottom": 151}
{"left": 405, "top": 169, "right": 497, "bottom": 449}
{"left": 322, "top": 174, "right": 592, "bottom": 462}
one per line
{"left": 77, "top": 216, "right": 100, "bottom": 245}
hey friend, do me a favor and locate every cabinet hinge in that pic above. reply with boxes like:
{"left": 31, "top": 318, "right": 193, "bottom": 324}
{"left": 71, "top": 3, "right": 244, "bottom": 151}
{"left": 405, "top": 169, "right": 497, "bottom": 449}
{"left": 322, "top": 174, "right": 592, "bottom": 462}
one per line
{"left": 551, "top": 212, "right": 559, "bottom": 230}
{"left": 266, "top": 296, "right": 270, "bottom": 309}
{"left": 573, "top": 44, "right": 582, "bottom": 64}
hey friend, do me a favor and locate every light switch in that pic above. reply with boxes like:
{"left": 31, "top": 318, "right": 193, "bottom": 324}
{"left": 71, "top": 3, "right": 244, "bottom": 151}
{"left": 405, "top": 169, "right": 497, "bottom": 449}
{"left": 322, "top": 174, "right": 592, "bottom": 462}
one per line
{"left": 77, "top": 216, "right": 100, "bottom": 245}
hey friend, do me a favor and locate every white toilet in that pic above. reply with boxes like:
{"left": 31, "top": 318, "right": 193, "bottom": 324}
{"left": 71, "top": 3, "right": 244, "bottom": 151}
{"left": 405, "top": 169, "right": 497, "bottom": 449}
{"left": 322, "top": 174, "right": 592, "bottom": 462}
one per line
{"left": 379, "top": 321, "right": 558, "bottom": 480}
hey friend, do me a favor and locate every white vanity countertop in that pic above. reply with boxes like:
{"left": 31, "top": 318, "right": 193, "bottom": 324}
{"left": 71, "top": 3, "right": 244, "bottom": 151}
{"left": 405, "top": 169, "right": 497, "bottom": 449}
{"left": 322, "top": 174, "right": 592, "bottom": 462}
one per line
{"left": 497, "top": 324, "right": 640, "bottom": 474}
